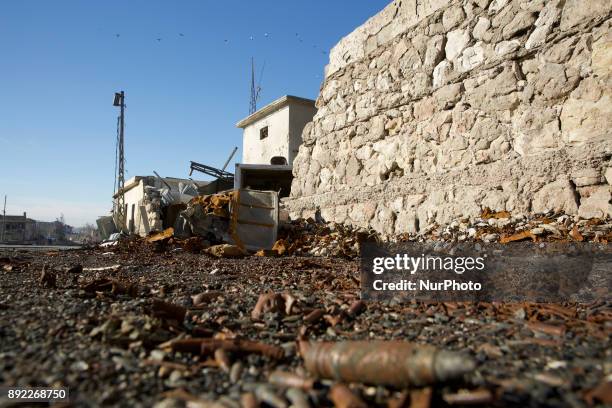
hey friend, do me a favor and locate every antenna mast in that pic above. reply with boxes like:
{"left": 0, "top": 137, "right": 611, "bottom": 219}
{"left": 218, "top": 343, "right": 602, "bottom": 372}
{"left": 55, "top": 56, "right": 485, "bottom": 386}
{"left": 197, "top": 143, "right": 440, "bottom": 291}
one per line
{"left": 113, "top": 91, "right": 126, "bottom": 232}
{"left": 249, "top": 57, "right": 263, "bottom": 115}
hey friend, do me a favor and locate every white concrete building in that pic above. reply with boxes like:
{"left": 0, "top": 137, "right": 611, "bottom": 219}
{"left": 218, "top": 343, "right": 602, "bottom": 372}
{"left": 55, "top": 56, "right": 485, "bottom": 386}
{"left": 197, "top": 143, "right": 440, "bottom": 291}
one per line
{"left": 236, "top": 95, "right": 316, "bottom": 166}
{"left": 114, "top": 176, "right": 210, "bottom": 236}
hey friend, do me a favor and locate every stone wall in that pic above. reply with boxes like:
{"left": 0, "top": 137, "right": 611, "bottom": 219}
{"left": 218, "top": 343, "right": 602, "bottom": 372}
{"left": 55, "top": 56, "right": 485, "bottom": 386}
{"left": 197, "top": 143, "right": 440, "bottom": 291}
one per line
{"left": 284, "top": 0, "right": 612, "bottom": 235}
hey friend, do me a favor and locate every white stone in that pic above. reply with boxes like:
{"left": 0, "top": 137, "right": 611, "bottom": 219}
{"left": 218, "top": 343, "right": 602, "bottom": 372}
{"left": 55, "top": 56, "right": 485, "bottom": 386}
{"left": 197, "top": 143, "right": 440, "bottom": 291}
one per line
{"left": 578, "top": 186, "right": 612, "bottom": 218}
{"left": 532, "top": 178, "right": 579, "bottom": 214}
{"left": 488, "top": 0, "right": 509, "bottom": 14}
{"left": 459, "top": 43, "right": 486, "bottom": 71}
{"left": 605, "top": 168, "right": 612, "bottom": 185}
{"left": 495, "top": 40, "right": 520, "bottom": 55}
{"left": 445, "top": 29, "right": 470, "bottom": 60}
{"left": 433, "top": 60, "right": 453, "bottom": 87}
{"left": 572, "top": 168, "right": 603, "bottom": 187}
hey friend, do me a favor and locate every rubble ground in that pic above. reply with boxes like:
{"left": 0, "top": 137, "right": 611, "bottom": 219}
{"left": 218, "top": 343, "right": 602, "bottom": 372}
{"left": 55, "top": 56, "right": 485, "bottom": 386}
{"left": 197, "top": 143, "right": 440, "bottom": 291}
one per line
{"left": 0, "top": 241, "right": 610, "bottom": 407}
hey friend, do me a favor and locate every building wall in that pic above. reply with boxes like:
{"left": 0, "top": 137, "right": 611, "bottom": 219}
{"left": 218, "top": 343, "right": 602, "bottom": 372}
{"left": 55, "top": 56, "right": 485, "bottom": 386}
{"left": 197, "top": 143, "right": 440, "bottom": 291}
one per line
{"left": 122, "top": 179, "right": 147, "bottom": 235}
{"left": 289, "top": 104, "right": 318, "bottom": 164}
{"left": 285, "top": 0, "right": 612, "bottom": 235}
{"left": 243, "top": 106, "right": 291, "bottom": 165}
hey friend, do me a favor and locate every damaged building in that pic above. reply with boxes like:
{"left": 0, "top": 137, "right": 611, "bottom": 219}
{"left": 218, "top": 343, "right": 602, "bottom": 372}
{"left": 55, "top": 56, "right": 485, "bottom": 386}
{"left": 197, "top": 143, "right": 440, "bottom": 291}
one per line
{"left": 235, "top": 95, "right": 316, "bottom": 198}
{"left": 110, "top": 176, "right": 211, "bottom": 236}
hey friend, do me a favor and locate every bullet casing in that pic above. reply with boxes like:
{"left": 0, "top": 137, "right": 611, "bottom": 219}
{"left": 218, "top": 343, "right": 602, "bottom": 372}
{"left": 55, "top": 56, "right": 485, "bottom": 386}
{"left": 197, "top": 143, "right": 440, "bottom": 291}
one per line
{"left": 301, "top": 340, "right": 474, "bottom": 388}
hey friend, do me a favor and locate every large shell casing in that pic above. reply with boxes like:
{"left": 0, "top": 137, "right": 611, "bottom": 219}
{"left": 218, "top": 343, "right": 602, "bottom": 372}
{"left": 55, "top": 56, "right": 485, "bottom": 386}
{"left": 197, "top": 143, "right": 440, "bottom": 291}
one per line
{"left": 301, "top": 340, "right": 475, "bottom": 388}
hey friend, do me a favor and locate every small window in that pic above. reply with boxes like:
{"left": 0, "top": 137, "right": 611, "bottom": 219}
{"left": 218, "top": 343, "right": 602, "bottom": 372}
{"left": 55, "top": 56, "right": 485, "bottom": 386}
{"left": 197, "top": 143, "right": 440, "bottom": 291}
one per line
{"left": 259, "top": 126, "right": 269, "bottom": 140}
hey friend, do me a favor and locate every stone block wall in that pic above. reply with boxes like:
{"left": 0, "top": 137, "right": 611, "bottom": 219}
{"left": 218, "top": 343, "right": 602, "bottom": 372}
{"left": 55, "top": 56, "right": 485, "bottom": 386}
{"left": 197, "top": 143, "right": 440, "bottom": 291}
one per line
{"left": 284, "top": 0, "right": 612, "bottom": 235}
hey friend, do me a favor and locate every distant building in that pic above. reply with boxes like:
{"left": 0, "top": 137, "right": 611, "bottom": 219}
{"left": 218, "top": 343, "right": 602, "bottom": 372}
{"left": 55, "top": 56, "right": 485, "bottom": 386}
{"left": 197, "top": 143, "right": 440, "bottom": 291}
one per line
{"left": 0, "top": 213, "right": 69, "bottom": 244}
{"left": 0, "top": 212, "right": 35, "bottom": 243}
{"left": 112, "top": 175, "right": 211, "bottom": 236}
{"left": 236, "top": 95, "right": 316, "bottom": 166}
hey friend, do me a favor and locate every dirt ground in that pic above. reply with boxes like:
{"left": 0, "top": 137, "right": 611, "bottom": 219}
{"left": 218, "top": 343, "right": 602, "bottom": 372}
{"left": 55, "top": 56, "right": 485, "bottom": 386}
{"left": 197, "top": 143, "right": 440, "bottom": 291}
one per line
{"left": 0, "top": 243, "right": 610, "bottom": 407}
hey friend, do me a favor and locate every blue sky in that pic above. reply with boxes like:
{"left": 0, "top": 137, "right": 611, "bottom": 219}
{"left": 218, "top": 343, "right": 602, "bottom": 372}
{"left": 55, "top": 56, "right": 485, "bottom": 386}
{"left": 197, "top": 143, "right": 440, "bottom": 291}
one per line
{"left": 0, "top": 0, "right": 387, "bottom": 226}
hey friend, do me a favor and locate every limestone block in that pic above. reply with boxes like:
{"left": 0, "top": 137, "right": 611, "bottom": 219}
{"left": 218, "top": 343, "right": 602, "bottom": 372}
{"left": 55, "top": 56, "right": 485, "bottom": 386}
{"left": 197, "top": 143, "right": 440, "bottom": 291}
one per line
{"left": 349, "top": 202, "right": 377, "bottom": 224}
{"left": 458, "top": 42, "right": 486, "bottom": 71}
{"left": 606, "top": 168, "right": 612, "bottom": 185}
{"left": 502, "top": 11, "right": 537, "bottom": 40}
{"left": 424, "top": 35, "right": 445, "bottom": 68}
{"left": 494, "top": 40, "right": 520, "bottom": 56}
{"left": 311, "top": 142, "right": 334, "bottom": 167}
{"left": 525, "top": 0, "right": 561, "bottom": 50}
{"left": 371, "top": 207, "right": 396, "bottom": 235}
{"left": 560, "top": 0, "right": 611, "bottom": 31}
{"left": 445, "top": 29, "right": 470, "bottom": 60}
{"left": 513, "top": 108, "right": 561, "bottom": 155}
{"left": 442, "top": 5, "right": 466, "bottom": 31}
{"left": 473, "top": 17, "right": 491, "bottom": 40}
{"left": 413, "top": 96, "right": 437, "bottom": 121}
{"left": 395, "top": 211, "right": 419, "bottom": 234}
{"left": 532, "top": 178, "right": 579, "bottom": 214}
{"left": 433, "top": 60, "right": 453, "bottom": 87}
{"left": 434, "top": 83, "right": 462, "bottom": 109}
{"left": 533, "top": 62, "right": 579, "bottom": 102}
{"left": 488, "top": 0, "right": 509, "bottom": 14}
{"left": 560, "top": 78, "right": 611, "bottom": 144}
{"left": 572, "top": 168, "right": 603, "bottom": 187}
{"left": 392, "top": 38, "right": 410, "bottom": 62}
{"left": 481, "top": 189, "right": 509, "bottom": 212}
{"left": 591, "top": 36, "right": 612, "bottom": 78}
{"left": 578, "top": 186, "right": 612, "bottom": 218}
{"left": 319, "top": 168, "right": 333, "bottom": 190}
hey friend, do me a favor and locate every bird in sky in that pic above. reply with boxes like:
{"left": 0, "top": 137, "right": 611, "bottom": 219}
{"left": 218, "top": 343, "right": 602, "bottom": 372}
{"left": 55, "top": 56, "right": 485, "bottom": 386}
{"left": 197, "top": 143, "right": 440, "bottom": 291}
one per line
{"left": 115, "top": 33, "right": 120, "bottom": 38}
{"left": 179, "top": 33, "right": 184, "bottom": 37}
{"left": 156, "top": 38, "right": 162, "bottom": 42}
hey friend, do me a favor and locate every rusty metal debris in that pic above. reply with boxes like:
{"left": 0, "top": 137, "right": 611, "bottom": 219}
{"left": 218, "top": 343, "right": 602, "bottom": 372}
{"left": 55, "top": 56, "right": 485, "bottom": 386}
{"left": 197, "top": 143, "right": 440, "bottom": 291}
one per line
{"left": 268, "top": 370, "right": 315, "bottom": 390}
{"left": 251, "top": 292, "right": 297, "bottom": 320}
{"left": 39, "top": 265, "right": 56, "bottom": 288}
{"left": 146, "top": 227, "right": 174, "bottom": 243}
{"left": 442, "top": 388, "right": 494, "bottom": 405}
{"left": 300, "top": 340, "right": 476, "bottom": 388}
{"left": 328, "top": 383, "right": 367, "bottom": 408}
{"left": 169, "top": 338, "right": 284, "bottom": 360}
{"left": 191, "top": 290, "right": 222, "bottom": 306}
{"left": 205, "top": 244, "right": 246, "bottom": 258}
{"left": 584, "top": 378, "right": 612, "bottom": 405}
{"left": 499, "top": 230, "right": 536, "bottom": 244}
{"left": 151, "top": 300, "right": 187, "bottom": 324}
{"left": 214, "top": 348, "right": 231, "bottom": 373}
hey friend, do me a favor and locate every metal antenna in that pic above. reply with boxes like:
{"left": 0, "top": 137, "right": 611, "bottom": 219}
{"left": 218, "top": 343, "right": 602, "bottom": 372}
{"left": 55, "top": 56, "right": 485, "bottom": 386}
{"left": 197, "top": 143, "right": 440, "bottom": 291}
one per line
{"left": 249, "top": 57, "right": 263, "bottom": 114}
{"left": 113, "top": 91, "right": 127, "bottom": 232}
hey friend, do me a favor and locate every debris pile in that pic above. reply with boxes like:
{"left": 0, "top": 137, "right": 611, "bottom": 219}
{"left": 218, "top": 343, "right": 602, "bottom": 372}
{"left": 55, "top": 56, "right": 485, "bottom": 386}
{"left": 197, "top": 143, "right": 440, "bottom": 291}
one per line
{"left": 398, "top": 209, "right": 612, "bottom": 244}
{"left": 1, "top": 244, "right": 610, "bottom": 407}
{"left": 273, "top": 219, "right": 378, "bottom": 258}
{"left": 180, "top": 192, "right": 235, "bottom": 243}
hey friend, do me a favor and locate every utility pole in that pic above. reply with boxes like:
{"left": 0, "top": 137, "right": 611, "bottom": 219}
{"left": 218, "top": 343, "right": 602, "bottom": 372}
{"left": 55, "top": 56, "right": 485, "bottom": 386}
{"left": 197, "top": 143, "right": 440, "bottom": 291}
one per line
{"left": 113, "top": 91, "right": 126, "bottom": 232}
{"left": 1, "top": 195, "right": 6, "bottom": 243}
